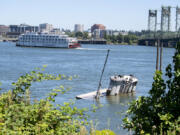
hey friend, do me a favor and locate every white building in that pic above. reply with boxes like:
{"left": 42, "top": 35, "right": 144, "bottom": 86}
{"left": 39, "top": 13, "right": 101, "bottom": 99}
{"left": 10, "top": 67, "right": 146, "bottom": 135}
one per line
{"left": 39, "top": 23, "right": 53, "bottom": 33}
{"left": 50, "top": 28, "right": 62, "bottom": 35}
{"left": 74, "top": 24, "right": 84, "bottom": 33}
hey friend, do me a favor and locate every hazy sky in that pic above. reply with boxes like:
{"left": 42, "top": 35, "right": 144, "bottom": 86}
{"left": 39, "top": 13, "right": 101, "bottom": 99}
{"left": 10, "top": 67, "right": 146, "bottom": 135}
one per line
{"left": 0, "top": 0, "right": 179, "bottom": 31}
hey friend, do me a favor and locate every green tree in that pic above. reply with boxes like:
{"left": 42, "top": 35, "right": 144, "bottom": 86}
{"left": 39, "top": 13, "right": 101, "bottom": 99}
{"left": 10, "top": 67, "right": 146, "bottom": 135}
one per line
{"left": 75, "top": 32, "right": 83, "bottom": 38}
{"left": 83, "top": 32, "right": 89, "bottom": 39}
{"left": 117, "top": 34, "right": 123, "bottom": 43}
{"left": 123, "top": 42, "right": 180, "bottom": 134}
{"left": 0, "top": 67, "right": 116, "bottom": 134}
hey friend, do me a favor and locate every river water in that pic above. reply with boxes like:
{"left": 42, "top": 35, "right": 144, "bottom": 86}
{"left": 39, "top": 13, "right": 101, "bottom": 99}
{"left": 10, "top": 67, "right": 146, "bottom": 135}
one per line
{"left": 0, "top": 42, "right": 175, "bottom": 134}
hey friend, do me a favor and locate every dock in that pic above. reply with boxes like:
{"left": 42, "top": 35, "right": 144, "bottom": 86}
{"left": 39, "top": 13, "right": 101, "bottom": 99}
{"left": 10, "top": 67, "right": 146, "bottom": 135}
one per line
{"left": 78, "top": 39, "right": 107, "bottom": 44}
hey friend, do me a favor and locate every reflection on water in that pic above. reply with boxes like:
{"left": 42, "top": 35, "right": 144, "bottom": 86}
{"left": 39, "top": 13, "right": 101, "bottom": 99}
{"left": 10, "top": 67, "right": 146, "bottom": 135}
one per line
{"left": 106, "top": 93, "right": 136, "bottom": 105}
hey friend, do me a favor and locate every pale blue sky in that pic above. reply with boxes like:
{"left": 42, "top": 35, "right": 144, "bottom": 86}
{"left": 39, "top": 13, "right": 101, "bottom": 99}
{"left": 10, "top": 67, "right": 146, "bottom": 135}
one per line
{"left": 0, "top": 0, "right": 179, "bottom": 31}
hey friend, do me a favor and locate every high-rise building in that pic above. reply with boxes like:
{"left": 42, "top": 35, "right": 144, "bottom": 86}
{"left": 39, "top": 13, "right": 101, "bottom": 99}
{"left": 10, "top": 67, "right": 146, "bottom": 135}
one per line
{"left": 91, "top": 24, "right": 106, "bottom": 33}
{"left": 39, "top": 23, "right": 53, "bottom": 33}
{"left": 74, "top": 24, "right": 84, "bottom": 33}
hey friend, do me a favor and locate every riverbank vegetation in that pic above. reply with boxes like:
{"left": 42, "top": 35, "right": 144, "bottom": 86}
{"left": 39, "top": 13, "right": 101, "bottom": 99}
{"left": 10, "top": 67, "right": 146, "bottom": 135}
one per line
{"left": 123, "top": 42, "right": 180, "bottom": 134}
{"left": 65, "top": 31, "right": 138, "bottom": 45}
{"left": 104, "top": 34, "right": 138, "bottom": 45}
{"left": 0, "top": 66, "right": 115, "bottom": 134}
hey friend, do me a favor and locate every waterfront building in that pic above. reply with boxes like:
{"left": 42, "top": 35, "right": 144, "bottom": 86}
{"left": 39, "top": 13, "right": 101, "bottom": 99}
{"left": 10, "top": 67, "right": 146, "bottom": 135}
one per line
{"left": 8, "top": 24, "right": 39, "bottom": 38}
{"left": 9, "top": 24, "right": 39, "bottom": 33}
{"left": 112, "top": 30, "right": 128, "bottom": 36}
{"left": 0, "top": 25, "right": 9, "bottom": 35}
{"left": 105, "top": 29, "right": 113, "bottom": 36}
{"left": 91, "top": 24, "right": 106, "bottom": 33}
{"left": 74, "top": 24, "right": 84, "bottom": 33}
{"left": 6, "top": 32, "right": 20, "bottom": 38}
{"left": 113, "top": 31, "right": 120, "bottom": 36}
{"left": 9, "top": 25, "right": 18, "bottom": 33}
{"left": 93, "top": 29, "right": 106, "bottom": 39}
{"left": 39, "top": 23, "right": 53, "bottom": 33}
{"left": 93, "top": 29, "right": 100, "bottom": 39}
{"left": 119, "top": 31, "right": 128, "bottom": 36}
{"left": 50, "top": 28, "right": 62, "bottom": 35}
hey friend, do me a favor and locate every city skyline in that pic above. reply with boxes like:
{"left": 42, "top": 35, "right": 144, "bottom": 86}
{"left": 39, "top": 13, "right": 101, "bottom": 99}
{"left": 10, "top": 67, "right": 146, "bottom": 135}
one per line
{"left": 0, "top": 0, "right": 179, "bottom": 31}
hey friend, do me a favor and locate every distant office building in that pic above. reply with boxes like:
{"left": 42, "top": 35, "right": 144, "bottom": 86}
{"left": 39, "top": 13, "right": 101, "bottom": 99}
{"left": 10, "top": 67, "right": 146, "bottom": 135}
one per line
{"left": 112, "top": 31, "right": 120, "bottom": 36}
{"left": 50, "top": 28, "right": 62, "bottom": 35}
{"left": 105, "top": 29, "right": 113, "bottom": 36}
{"left": 91, "top": 24, "right": 106, "bottom": 33}
{"left": 112, "top": 31, "right": 128, "bottom": 36}
{"left": 0, "top": 25, "right": 9, "bottom": 35}
{"left": 74, "top": 24, "right": 84, "bottom": 33}
{"left": 6, "top": 32, "right": 20, "bottom": 38}
{"left": 93, "top": 29, "right": 106, "bottom": 39}
{"left": 9, "top": 24, "right": 39, "bottom": 33}
{"left": 8, "top": 24, "right": 38, "bottom": 38}
{"left": 9, "top": 25, "right": 18, "bottom": 33}
{"left": 119, "top": 31, "right": 128, "bottom": 35}
{"left": 93, "top": 29, "right": 100, "bottom": 39}
{"left": 100, "top": 30, "right": 106, "bottom": 38}
{"left": 39, "top": 23, "right": 53, "bottom": 33}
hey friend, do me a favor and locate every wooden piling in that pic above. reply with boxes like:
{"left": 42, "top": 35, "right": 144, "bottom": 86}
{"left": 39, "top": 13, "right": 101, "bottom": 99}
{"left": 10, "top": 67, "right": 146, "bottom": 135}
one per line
{"left": 156, "top": 39, "right": 160, "bottom": 71}
{"left": 160, "top": 42, "right": 163, "bottom": 71}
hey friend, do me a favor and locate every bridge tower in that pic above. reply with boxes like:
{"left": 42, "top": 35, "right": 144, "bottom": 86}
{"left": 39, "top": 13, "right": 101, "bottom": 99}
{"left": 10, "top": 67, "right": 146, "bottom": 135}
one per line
{"left": 161, "top": 6, "right": 171, "bottom": 32}
{"left": 148, "top": 10, "right": 157, "bottom": 31}
{"left": 176, "top": 6, "right": 180, "bottom": 32}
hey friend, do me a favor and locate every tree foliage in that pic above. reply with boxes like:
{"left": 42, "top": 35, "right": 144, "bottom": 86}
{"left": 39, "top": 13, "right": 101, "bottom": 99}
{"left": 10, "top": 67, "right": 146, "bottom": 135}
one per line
{"left": 123, "top": 42, "right": 180, "bottom": 134}
{"left": 104, "top": 34, "right": 138, "bottom": 44}
{"left": 0, "top": 67, "right": 116, "bottom": 134}
{"left": 0, "top": 68, "right": 88, "bottom": 134}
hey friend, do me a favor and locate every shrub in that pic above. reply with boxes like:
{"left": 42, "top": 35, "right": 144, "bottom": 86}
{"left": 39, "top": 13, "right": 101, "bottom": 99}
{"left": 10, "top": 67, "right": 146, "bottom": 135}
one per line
{"left": 0, "top": 68, "right": 88, "bottom": 134}
{"left": 94, "top": 129, "right": 116, "bottom": 135}
{"left": 123, "top": 42, "right": 180, "bottom": 134}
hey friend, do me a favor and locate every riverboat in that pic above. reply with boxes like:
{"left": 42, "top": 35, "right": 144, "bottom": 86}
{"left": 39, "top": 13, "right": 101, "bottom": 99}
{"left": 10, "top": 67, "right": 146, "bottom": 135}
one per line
{"left": 16, "top": 33, "right": 81, "bottom": 48}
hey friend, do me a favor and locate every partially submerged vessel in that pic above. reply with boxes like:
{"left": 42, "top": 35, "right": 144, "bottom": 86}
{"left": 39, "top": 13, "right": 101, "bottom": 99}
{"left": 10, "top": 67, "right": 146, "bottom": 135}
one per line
{"left": 76, "top": 50, "right": 138, "bottom": 99}
{"left": 76, "top": 75, "right": 138, "bottom": 99}
{"left": 16, "top": 33, "right": 81, "bottom": 48}
{"left": 106, "top": 75, "right": 138, "bottom": 96}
